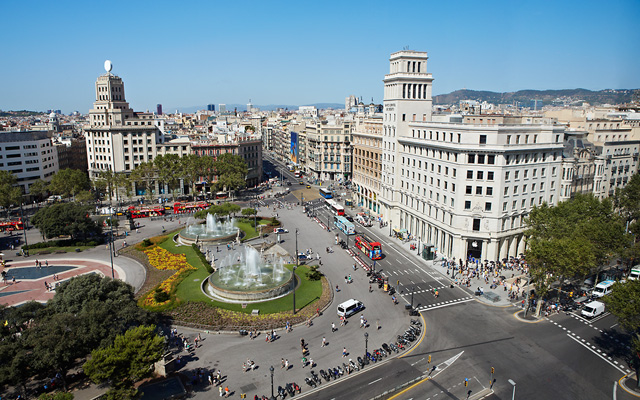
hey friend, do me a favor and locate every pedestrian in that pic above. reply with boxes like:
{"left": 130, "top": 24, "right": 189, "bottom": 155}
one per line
{"left": 285, "top": 359, "right": 289, "bottom": 369}
{"left": 321, "top": 336, "right": 326, "bottom": 347}
{"left": 242, "top": 362, "right": 246, "bottom": 373}
{"left": 369, "top": 284, "right": 372, "bottom": 292}
{"left": 208, "top": 374, "right": 213, "bottom": 385}
{"left": 343, "top": 347, "right": 347, "bottom": 357}
{"left": 281, "top": 358, "right": 285, "bottom": 368}
{"left": 331, "top": 322, "right": 336, "bottom": 332}
{"left": 224, "top": 386, "right": 229, "bottom": 397}
{"left": 219, "top": 386, "right": 223, "bottom": 397}
{"left": 45, "top": 260, "right": 48, "bottom": 267}
{"left": 302, "top": 356, "right": 307, "bottom": 368}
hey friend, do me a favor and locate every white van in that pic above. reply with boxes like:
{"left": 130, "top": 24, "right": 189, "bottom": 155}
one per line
{"left": 593, "top": 280, "right": 615, "bottom": 298}
{"left": 582, "top": 301, "right": 605, "bottom": 318}
{"left": 337, "top": 299, "right": 364, "bottom": 318}
{"left": 628, "top": 266, "right": 640, "bottom": 281}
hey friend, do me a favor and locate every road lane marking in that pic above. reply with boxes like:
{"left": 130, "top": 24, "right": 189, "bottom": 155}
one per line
{"left": 567, "top": 334, "right": 626, "bottom": 374}
{"left": 368, "top": 378, "right": 382, "bottom": 385}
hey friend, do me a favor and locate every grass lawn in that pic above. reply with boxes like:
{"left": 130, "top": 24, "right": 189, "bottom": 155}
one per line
{"left": 199, "top": 264, "right": 323, "bottom": 314}
{"left": 235, "top": 218, "right": 273, "bottom": 241}
{"left": 158, "top": 232, "right": 322, "bottom": 314}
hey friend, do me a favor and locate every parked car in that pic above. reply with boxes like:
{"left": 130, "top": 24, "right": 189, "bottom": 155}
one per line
{"left": 306, "top": 184, "right": 311, "bottom": 189}
{"left": 274, "top": 228, "right": 289, "bottom": 234}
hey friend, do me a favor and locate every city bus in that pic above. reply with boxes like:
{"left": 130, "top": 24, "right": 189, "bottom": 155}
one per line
{"left": 0, "top": 219, "right": 24, "bottom": 232}
{"left": 326, "top": 199, "right": 345, "bottom": 216}
{"left": 319, "top": 188, "right": 333, "bottom": 199}
{"left": 355, "top": 234, "right": 382, "bottom": 260}
{"left": 127, "top": 205, "right": 166, "bottom": 219}
{"left": 334, "top": 215, "right": 355, "bottom": 235}
{"left": 173, "top": 201, "right": 210, "bottom": 214}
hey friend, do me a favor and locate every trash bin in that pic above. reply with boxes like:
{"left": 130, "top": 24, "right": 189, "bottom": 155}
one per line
{"left": 404, "top": 304, "right": 412, "bottom": 310}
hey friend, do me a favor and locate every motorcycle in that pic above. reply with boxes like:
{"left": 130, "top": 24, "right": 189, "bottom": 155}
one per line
{"left": 305, "top": 377, "right": 316, "bottom": 388}
{"left": 278, "top": 385, "right": 286, "bottom": 398}
{"left": 357, "top": 356, "right": 365, "bottom": 368}
{"left": 286, "top": 383, "right": 295, "bottom": 396}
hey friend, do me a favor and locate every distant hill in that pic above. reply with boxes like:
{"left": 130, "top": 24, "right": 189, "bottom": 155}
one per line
{"left": 433, "top": 88, "right": 639, "bottom": 107}
{"left": 0, "top": 110, "right": 43, "bottom": 117}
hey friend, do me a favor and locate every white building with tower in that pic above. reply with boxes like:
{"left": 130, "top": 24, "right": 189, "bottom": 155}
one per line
{"left": 85, "top": 60, "right": 162, "bottom": 181}
{"left": 379, "top": 50, "right": 564, "bottom": 261}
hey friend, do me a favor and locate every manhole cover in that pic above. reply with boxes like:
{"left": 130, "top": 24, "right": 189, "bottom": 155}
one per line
{"left": 240, "top": 383, "right": 257, "bottom": 393}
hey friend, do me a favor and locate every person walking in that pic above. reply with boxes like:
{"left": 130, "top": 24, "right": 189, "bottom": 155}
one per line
{"left": 331, "top": 322, "right": 336, "bottom": 332}
{"left": 321, "top": 336, "right": 327, "bottom": 347}
{"left": 218, "top": 386, "right": 223, "bottom": 397}
{"left": 342, "top": 347, "right": 347, "bottom": 357}
{"left": 281, "top": 358, "right": 285, "bottom": 369}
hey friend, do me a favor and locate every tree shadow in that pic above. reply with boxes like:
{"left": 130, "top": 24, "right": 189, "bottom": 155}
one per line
{"left": 592, "top": 328, "right": 634, "bottom": 368}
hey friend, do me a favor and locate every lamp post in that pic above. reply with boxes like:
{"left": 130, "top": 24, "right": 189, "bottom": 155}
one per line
{"left": 19, "top": 203, "right": 28, "bottom": 256}
{"left": 508, "top": 379, "right": 516, "bottom": 400}
{"left": 109, "top": 210, "right": 115, "bottom": 278}
{"left": 293, "top": 228, "right": 299, "bottom": 314}
{"left": 364, "top": 332, "right": 369, "bottom": 357}
{"left": 270, "top": 366, "right": 275, "bottom": 400}
{"left": 417, "top": 238, "right": 421, "bottom": 255}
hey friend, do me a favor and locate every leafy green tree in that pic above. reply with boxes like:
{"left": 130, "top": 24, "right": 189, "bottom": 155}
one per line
{"left": 129, "top": 161, "right": 158, "bottom": 202}
{"left": 95, "top": 171, "right": 131, "bottom": 204}
{"left": 48, "top": 169, "right": 90, "bottom": 199}
{"left": 524, "top": 194, "right": 626, "bottom": 316}
{"left": 31, "top": 203, "right": 101, "bottom": 240}
{"left": 179, "top": 154, "right": 204, "bottom": 198}
{"left": 0, "top": 170, "right": 23, "bottom": 216}
{"left": 0, "top": 341, "right": 34, "bottom": 396}
{"left": 154, "top": 154, "right": 181, "bottom": 200}
{"left": 615, "top": 173, "right": 640, "bottom": 267}
{"left": 602, "top": 280, "right": 640, "bottom": 387}
{"left": 29, "top": 178, "right": 50, "bottom": 201}
{"left": 84, "top": 326, "right": 164, "bottom": 398}
{"left": 75, "top": 190, "right": 95, "bottom": 204}
{"left": 213, "top": 153, "right": 248, "bottom": 193}
{"left": 242, "top": 207, "right": 257, "bottom": 216}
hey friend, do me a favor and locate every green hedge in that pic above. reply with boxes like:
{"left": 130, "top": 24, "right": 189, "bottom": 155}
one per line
{"left": 24, "top": 238, "right": 103, "bottom": 250}
{"left": 191, "top": 244, "right": 214, "bottom": 274}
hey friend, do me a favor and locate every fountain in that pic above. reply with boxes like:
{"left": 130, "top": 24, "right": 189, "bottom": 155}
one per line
{"left": 178, "top": 214, "right": 240, "bottom": 245}
{"left": 206, "top": 245, "right": 295, "bottom": 302}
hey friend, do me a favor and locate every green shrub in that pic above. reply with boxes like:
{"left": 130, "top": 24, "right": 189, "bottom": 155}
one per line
{"left": 306, "top": 265, "right": 323, "bottom": 281}
{"left": 154, "top": 289, "right": 170, "bottom": 303}
{"left": 192, "top": 244, "right": 214, "bottom": 273}
{"left": 142, "top": 239, "right": 152, "bottom": 247}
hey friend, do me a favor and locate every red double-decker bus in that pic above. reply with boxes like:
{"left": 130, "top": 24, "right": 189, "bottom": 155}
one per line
{"left": 355, "top": 234, "right": 382, "bottom": 260}
{"left": 127, "top": 206, "right": 165, "bottom": 219}
{"left": 173, "top": 201, "right": 210, "bottom": 214}
{"left": 0, "top": 219, "right": 24, "bottom": 232}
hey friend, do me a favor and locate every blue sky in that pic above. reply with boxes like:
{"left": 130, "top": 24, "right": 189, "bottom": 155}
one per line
{"left": 1, "top": 0, "right": 639, "bottom": 114}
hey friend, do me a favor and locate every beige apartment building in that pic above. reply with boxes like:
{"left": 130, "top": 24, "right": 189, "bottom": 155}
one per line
{"left": 352, "top": 115, "right": 383, "bottom": 214}
{"left": 305, "top": 119, "right": 353, "bottom": 182}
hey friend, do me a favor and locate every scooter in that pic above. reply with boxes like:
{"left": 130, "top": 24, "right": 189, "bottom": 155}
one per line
{"left": 305, "top": 377, "right": 316, "bottom": 388}
{"left": 278, "top": 385, "right": 286, "bottom": 398}
{"left": 285, "top": 383, "right": 295, "bottom": 396}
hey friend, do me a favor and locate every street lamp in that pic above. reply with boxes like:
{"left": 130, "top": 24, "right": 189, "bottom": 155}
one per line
{"left": 19, "top": 203, "right": 28, "bottom": 256}
{"left": 508, "top": 379, "right": 516, "bottom": 400}
{"left": 293, "top": 228, "right": 299, "bottom": 314}
{"left": 364, "top": 332, "right": 369, "bottom": 356}
{"left": 270, "top": 366, "right": 275, "bottom": 400}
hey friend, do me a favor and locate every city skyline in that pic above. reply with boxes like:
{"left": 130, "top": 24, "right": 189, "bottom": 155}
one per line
{"left": 1, "top": 0, "right": 639, "bottom": 114}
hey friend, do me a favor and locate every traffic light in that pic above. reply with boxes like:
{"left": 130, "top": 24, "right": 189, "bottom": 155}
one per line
{"left": 464, "top": 378, "right": 468, "bottom": 387}
{"left": 240, "top": 395, "right": 246, "bottom": 399}
{"left": 491, "top": 367, "right": 495, "bottom": 374}
{"left": 428, "top": 355, "right": 431, "bottom": 363}
{"left": 397, "top": 280, "right": 400, "bottom": 286}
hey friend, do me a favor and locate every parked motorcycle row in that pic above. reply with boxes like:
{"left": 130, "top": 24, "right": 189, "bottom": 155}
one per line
{"left": 303, "top": 319, "right": 422, "bottom": 391}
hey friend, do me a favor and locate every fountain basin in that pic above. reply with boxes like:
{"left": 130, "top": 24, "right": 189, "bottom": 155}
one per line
{"left": 178, "top": 214, "right": 240, "bottom": 245}
{"left": 207, "top": 268, "right": 295, "bottom": 302}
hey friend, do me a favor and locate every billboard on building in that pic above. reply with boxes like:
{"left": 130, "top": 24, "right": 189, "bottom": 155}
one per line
{"left": 290, "top": 131, "right": 298, "bottom": 164}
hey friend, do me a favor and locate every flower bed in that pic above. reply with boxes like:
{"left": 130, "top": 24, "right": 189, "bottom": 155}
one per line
{"left": 139, "top": 246, "right": 196, "bottom": 310}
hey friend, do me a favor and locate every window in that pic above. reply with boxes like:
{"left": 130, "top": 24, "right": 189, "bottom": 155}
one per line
{"left": 468, "top": 154, "right": 475, "bottom": 163}
{"left": 466, "top": 186, "right": 472, "bottom": 194}
{"left": 504, "top": 187, "right": 509, "bottom": 195}
{"left": 476, "top": 186, "right": 482, "bottom": 195}
{"left": 487, "top": 171, "right": 494, "bottom": 180}
{"left": 486, "top": 187, "right": 493, "bottom": 196}
{"left": 523, "top": 184, "right": 527, "bottom": 193}
{"left": 503, "top": 202, "right": 507, "bottom": 211}
{"left": 479, "top": 135, "right": 487, "bottom": 144}
{"left": 524, "top": 170, "right": 528, "bottom": 178}
{"left": 505, "top": 171, "right": 510, "bottom": 180}
{"left": 402, "top": 114, "right": 406, "bottom": 121}
{"left": 465, "top": 201, "right": 471, "bottom": 210}
{"left": 472, "top": 218, "right": 481, "bottom": 231}
{"left": 513, "top": 186, "right": 518, "bottom": 194}
{"left": 467, "top": 170, "right": 473, "bottom": 179}
{"left": 488, "top": 155, "right": 495, "bottom": 164}
{"left": 515, "top": 171, "right": 520, "bottom": 179}
{"left": 485, "top": 202, "right": 492, "bottom": 211}
{"left": 477, "top": 171, "right": 484, "bottom": 180}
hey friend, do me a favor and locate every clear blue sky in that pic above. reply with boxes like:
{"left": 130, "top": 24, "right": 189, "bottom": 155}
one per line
{"left": 1, "top": 0, "right": 639, "bottom": 114}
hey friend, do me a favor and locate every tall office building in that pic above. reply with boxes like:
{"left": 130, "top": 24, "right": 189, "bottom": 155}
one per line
{"left": 207, "top": 104, "right": 215, "bottom": 112}
{"left": 157, "top": 104, "right": 163, "bottom": 115}
{"left": 379, "top": 51, "right": 564, "bottom": 261}
{"left": 85, "top": 61, "right": 161, "bottom": 180}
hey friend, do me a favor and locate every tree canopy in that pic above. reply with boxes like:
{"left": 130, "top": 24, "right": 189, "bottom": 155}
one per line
{"left": 0, "top": 170, "right": 23, "bottom": 211}
{"left": 48, "top": 169, "right": 90, "bottom": 199}
{"left": 213, "top": 153, "right": 248, "bottom": 192}
{"left": 31, "top": 203, "right": 101, "bottom": 240}
{"left": 84, "top": 325, "right": 164, "bottom": 398}
{"left": 602, "top": 279, "right": 640, "bottom": 386}
{"left": 524, "top": 194, "right": 627, "bottom": 315}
